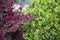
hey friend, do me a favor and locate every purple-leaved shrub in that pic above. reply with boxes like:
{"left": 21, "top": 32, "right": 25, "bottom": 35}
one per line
{"left": 0, "top": 0, "right": 34, "bottom": 40}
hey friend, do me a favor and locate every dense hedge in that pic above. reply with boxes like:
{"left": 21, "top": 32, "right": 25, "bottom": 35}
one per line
{"left": 22, "top": 0, "right": 60, "bottom": 40}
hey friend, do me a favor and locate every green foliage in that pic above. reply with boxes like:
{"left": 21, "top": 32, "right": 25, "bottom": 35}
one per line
{"left": 23, "top": 0, "right": 60, "bottom": 40}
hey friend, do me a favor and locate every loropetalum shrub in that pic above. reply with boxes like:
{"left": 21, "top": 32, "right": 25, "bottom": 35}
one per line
{"left": 0, "top": 0, "right": 34, "bottom": 40}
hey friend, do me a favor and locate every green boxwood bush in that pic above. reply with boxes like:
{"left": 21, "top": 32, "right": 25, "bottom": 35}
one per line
{"left": 22, "top": 0, "right": 60, "bottom": 40}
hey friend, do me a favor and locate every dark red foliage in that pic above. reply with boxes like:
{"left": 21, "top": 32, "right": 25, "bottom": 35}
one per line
{"left": 0, "top": 0, "right": 34, "bottom": 40}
